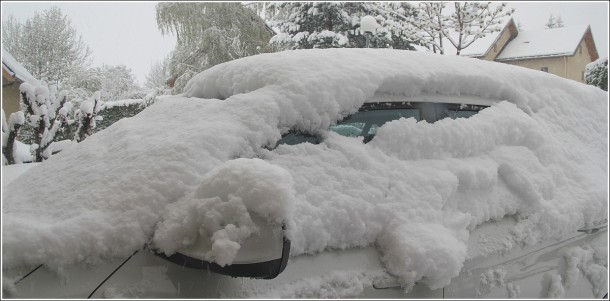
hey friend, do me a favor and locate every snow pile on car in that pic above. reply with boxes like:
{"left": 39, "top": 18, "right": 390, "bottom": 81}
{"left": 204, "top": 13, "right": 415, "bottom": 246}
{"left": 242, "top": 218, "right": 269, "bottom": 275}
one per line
{"left": 2, "top": 49, "right": 607, "bottom": 292}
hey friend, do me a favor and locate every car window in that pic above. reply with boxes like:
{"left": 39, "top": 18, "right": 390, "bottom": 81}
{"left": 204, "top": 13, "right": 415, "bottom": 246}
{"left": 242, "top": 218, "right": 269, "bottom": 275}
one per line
{"left": 448, "top": 110, "right": 479, "bottom": 119}
{"left": 276, "top": 132, "right": 321, "bottom": 146}
{"left": 445, "top": 104, "right": 485, "bottom": 120}
{"left": 275, "top": 102, "right": 486, "bottom": 147}
{"left": 329, "top": 108, "right": 420, "bottom": 142}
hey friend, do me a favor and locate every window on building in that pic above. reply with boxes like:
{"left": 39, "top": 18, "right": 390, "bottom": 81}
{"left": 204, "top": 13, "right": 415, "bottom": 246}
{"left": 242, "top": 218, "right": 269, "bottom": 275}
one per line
{"left": 582, "top": 71, "right": 585, "bottom": 81}
{"left": 541, "top": 67, "right": 549, "bottom": 72}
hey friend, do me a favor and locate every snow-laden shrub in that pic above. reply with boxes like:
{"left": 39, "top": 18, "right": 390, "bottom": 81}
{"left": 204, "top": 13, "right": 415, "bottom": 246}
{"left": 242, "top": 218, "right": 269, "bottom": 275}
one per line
{"left": 585, "top": 57, "right": 608, "bottom": 91}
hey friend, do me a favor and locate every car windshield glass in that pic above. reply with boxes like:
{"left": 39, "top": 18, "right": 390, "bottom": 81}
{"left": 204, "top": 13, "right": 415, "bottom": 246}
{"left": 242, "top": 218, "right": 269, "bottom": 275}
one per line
{"left": 275, "top": 102, "right": 486, "bottom": 147}
{"left": 329, "top": 109, "right": 420, "bottom": 140}
{"left": 443, "top": 104, "right": 486, "bottom": 120}
{"left": 448, "top": 110, "right": 479, "bottom": 119}
{"left": 276, "top": 132, "right": 320, "bottom": 146}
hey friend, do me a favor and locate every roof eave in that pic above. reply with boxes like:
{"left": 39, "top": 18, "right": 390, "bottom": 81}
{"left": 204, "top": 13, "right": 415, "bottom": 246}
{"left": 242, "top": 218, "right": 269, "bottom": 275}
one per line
{"left": 496, "top": 52, "right": 575, "bottom": 62}
{"left": 464, "top": 17, "right": 517, "bottom": 60}
{"left": 583, "top": 26, "right": 599, "bottom": 61}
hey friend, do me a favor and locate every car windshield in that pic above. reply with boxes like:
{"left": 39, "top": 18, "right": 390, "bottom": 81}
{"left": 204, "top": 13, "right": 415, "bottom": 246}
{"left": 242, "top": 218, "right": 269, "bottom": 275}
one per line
{"left": 276, "top": 102, "right": 486, "bottom": 147}
{"left": 329, "top": 108, "right": 421, "bottom": 140}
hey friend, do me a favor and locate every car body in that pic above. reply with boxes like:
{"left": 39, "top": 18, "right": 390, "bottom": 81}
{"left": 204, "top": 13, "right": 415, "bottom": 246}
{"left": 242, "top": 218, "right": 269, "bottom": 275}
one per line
{"left": 2, "top": 48, "right": 608, "bottom": 298}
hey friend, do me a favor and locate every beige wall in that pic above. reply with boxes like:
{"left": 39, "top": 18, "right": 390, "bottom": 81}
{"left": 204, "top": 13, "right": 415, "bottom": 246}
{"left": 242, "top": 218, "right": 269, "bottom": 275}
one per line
{"left": 481, "top": 27, "right": 514, "bottom": 61}
{"left": 498, "top": 39, "right": 592, "bottom": 83}
{"left": 2, "top": 76, "right": 21, "bottom": 117}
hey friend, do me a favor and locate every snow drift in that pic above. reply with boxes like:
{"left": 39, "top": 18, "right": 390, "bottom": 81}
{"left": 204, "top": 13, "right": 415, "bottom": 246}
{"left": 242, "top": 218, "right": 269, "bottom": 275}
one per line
{"left": 2, "top": 49, "right": 607, "bottom": 291}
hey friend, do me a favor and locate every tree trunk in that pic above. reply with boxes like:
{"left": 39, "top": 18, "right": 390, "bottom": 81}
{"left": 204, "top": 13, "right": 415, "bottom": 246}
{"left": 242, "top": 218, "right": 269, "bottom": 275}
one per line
{"left": 3, "top": 124, "right": 22, "bottom": 164}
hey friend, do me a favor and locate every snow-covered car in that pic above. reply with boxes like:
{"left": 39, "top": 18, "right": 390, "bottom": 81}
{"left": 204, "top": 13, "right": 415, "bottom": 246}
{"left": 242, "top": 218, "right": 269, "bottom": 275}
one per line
{"left": 2, "top": 49, "right": 608, "bottom": 298}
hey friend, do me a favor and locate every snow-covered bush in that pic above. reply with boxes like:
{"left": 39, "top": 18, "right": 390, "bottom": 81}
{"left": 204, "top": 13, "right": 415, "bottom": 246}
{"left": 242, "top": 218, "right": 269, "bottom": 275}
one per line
{"left": 2, "top": 109, "right": 25, "bottom": 165}
{"left": 74, "top": 91, "right": 103, "bottom": 142}
{"left": 585, "top": 57, "right": 608, "bottom": 91}
{"left": 19, "top": 82, "right": 72, "bottom": 162}
{"left": 95, "top": 99, "right": 146, "bottom": 132}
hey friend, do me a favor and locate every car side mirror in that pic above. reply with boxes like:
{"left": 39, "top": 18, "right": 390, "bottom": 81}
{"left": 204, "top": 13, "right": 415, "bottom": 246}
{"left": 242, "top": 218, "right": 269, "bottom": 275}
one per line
{"left": 155, "top": 215, "right": 290, "bottom": 280}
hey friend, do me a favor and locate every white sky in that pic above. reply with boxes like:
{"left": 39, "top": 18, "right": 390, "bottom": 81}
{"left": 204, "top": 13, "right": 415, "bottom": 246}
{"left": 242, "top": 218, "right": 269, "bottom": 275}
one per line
{"left": 1, "top": 1, "right": 608, "bottom": 86}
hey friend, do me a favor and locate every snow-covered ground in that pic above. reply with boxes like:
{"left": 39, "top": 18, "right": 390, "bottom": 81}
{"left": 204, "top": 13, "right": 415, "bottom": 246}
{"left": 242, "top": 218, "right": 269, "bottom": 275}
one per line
{"left": 2, "top": 49, "right": 607, "bottom": 292}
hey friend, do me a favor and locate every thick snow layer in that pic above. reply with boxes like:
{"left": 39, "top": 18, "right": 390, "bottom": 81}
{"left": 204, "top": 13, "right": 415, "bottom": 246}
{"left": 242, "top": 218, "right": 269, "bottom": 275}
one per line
{"left": 561, "top": 234, "right": 608, "bottom": 298}
{"left": 2, "top": 163, "right": 39, "bottom": 188}
{"left": 2, "top": 49, "right": 608, "bottom": 291}
{"left": 153, "top": 158, "right": 295, "bottom": 266}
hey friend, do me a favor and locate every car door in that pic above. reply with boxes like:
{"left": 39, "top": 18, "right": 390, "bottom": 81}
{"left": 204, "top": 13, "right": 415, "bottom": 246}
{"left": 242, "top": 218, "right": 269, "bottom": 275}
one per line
{"left": 444, "top": 218, "right": 608, "bottom": 299}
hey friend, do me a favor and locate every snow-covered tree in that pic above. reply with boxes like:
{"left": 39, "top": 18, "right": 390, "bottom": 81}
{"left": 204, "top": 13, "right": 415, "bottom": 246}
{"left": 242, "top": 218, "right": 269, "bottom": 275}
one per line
{"left": 145, "top": 58, "right": 171, "bottom": 94}
{"left": 65, "top": 64, "right": 140, "bottom": 102}
{"left": 545, "top": 14, "right": 565, "bottom": 29}
{"left": 390, "top": 2, "right": 513, "bottom": 55}
{"left": 75, "top": 91, "right": 103, "bottom": 142}
{"left": 2, "top": 7, "right": 92, "bottom": 86}
{"left": 407, "top": 2, "right": 446, "bottom": 53}
{"left": 19, "top": 82, "right": 73, "bottom": 162}
{"left": 442, "top": 2, "right": 514, "bottom": 55}
{"left": 268, "top": 2, "right": 419, "bottom": 50}
{"left": 2, "top": 109, "right": 25, "bottom": 165}
{"left": 585, "top": 57, "right": 608, "bottom": 91}
{"left": 156, "top": 2, "right": 273, "bottom": 93}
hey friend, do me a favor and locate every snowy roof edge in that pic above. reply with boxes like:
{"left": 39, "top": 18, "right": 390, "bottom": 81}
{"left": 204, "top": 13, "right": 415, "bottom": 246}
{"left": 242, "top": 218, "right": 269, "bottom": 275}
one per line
{"left": 1, "top": 48, "right": 39, "bottom": 84}
{"left": 495, "top": 52, "right": 577, "bottom": 62}
{"left": 463, "top": 18, "right": 516, "bottom": 58}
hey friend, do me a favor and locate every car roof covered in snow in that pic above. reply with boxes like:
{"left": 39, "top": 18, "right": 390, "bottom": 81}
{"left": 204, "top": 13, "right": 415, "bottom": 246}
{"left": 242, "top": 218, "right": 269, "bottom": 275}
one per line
{"left": 184, "top": 48, "right": 590, "bottom": 110}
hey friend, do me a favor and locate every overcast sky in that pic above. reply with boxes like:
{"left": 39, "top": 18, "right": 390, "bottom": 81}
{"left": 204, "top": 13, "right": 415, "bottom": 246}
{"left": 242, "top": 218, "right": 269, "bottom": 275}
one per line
{"left": 1, "top": 2, "right": 608, "bottom": 86}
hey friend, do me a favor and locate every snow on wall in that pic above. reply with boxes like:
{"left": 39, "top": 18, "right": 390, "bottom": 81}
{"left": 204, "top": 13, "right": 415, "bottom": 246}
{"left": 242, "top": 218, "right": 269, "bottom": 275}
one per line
{"left": 2, "top": 49, "right": 607, "bottom": 292}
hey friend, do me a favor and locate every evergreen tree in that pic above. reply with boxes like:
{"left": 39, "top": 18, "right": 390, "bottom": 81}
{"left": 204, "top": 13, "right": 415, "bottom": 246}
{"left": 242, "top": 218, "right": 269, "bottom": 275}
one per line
{"left": 545, "top": 14, "right": 565, "bottom": 29}
{"left": 269, "top": 2, "right": 419, "bottom": 50}
{"left": 2, "top": 7, "right": 92, "bottom": 86}
{"left": 156, "top": 2, "right": 273, "bottom": 93}
{"left": 585, "top": 57, "right": 608, "bottom": 91}
{"left": 555, "top": 16, "right": 565, "bottom": 28}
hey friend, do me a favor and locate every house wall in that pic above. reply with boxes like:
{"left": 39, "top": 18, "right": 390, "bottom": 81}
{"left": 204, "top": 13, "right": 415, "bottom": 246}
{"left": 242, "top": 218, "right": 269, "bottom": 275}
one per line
{"left": 481, "top": 24, "right": 515, "bottom": 61}
{"left": 565, "top": 39, "right": 593, "bottom": 83}
{"left": 2, "top": 74, "right": 21, "bottom": 117}
{"left": 498, "top": 39, "right": 593, "bottom": 83}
